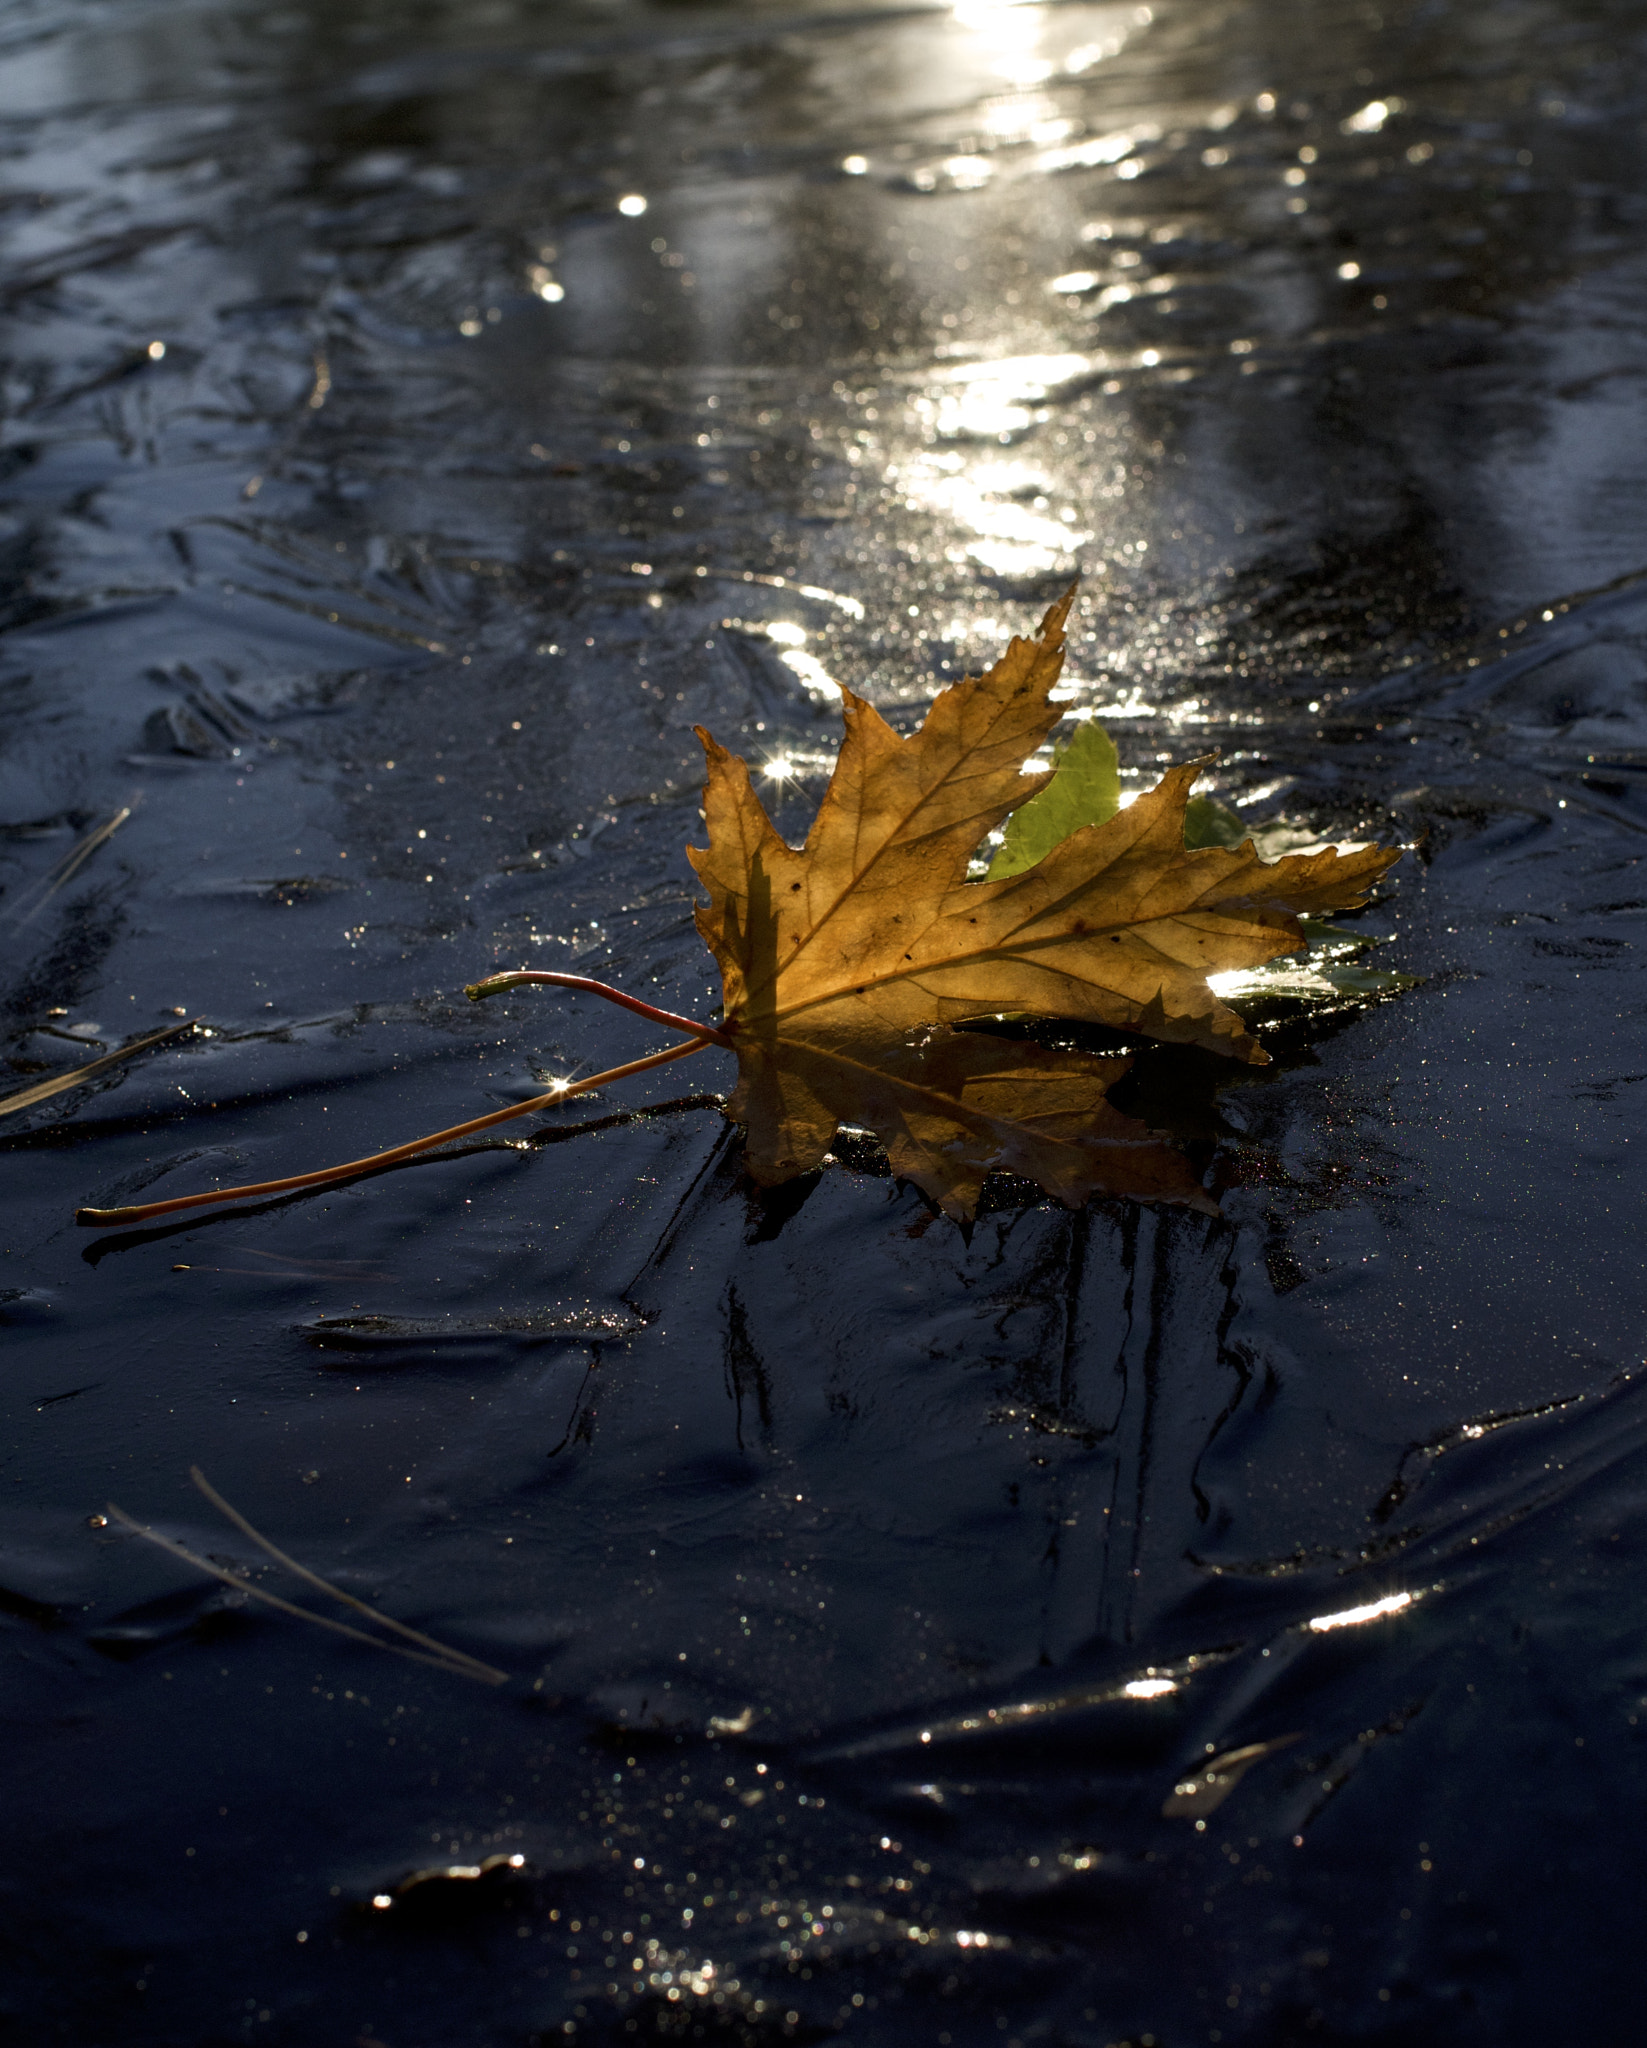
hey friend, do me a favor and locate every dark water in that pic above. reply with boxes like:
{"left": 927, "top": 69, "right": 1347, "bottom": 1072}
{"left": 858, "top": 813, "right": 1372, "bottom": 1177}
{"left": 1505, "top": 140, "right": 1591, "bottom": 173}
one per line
{"left": 4, "top": 0, "right": 1647, "bottom": 2041}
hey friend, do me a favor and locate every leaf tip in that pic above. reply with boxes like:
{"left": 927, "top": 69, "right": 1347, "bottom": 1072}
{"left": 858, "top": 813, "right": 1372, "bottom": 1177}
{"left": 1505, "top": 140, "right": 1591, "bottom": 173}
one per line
{"left": 1039, "top": 575, "right": 1081, "bottom": 642}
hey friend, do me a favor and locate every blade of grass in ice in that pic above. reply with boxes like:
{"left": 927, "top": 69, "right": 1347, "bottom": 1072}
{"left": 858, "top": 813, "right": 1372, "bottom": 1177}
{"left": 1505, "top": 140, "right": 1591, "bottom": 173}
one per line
{"left": 7, "top": 806, "right": 132, "bottom": 928}
{"left": 103, "top": 1501, "right": 507, "bottom": 1684}
{"left": 188, "top": 1467, "right": 505, "bottom": 1682}
{"left": 0, "top": 1017, "right": 198, "bottom": 1121}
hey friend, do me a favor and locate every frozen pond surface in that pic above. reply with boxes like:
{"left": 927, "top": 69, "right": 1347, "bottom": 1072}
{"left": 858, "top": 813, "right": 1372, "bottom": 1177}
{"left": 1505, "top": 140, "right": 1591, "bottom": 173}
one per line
{"left": 3, "top": 0, "right": 1647, "bottom": 2041}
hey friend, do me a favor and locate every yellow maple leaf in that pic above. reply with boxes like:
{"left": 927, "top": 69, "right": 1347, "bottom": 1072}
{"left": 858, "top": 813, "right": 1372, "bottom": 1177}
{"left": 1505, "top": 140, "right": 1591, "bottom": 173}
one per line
{"left": 689, "top": 585, "right": 1398, "bottom": 1218}
{"left": 74, "top": 586, "right": 1400, "bottom": 1234}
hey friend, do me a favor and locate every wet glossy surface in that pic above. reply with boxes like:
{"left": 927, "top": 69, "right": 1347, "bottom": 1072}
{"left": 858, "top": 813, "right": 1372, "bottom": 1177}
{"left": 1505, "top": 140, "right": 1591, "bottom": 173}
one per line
{"left": 3, "top": 1, "right": 1647, "bottom": 2041}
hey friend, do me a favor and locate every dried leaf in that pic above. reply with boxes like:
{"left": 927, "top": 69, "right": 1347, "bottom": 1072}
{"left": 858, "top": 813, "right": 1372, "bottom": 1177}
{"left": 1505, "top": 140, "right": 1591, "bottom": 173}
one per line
{"left": 775, "top": 1028, "right": 1215, "bottom": 1219}
{"left": 73, "top": 589, "right": 1406, "bottom": 1236}
{"left": 690, "top": 587, "right": 1400, "bottom": 1218}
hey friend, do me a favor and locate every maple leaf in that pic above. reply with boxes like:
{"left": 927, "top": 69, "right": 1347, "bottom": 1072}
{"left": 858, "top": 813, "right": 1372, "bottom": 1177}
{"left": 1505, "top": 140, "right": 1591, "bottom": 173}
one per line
{"left": 689, "top": 586, "right": 1399, "bottom": 1218}
{"left": 73, "top": 587, "right": 1401, "bottom": 1237}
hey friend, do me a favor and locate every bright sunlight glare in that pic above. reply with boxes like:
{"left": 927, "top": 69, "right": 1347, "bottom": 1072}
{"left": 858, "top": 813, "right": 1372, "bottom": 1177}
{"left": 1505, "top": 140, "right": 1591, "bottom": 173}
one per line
{"left": 1306, "top": 1591, "right": 1414, "bottom": 1633}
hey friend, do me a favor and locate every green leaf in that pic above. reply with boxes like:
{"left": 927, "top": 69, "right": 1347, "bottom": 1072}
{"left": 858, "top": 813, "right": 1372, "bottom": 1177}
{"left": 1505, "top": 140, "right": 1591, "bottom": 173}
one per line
{"left": 991, "top": 728, "right": 1383, "bottom": 878}
{"left": 1182, "top": 794, "right": 1246, "bottom": 849}
{"left": 1209, "top": 914, "right": 1421, "bottom": 1005}
{"left": 987, "top": 719, "right": 1120, "bottom": 879}
{"left": 1182, "top": 801, "right": 1345, "bottom": 862}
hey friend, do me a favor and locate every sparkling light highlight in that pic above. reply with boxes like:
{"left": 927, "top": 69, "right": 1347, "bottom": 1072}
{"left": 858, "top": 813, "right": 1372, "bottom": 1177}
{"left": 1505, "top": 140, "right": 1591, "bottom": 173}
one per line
{"left": 1307, "top": 1591, "right": 1414, "bottom": 1633}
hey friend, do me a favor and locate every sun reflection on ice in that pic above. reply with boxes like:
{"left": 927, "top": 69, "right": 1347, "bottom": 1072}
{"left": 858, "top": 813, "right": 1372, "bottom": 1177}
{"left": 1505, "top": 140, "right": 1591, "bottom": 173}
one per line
{"left": 901, "top": 439, "right": 1091, "bottom": 577}
{"left": 1307, "top": 1591, "right": 1416, "bottom": 1633}
{"left": 1122, "top": 1675, "right": 1178, "bottom": 1699}
{"left": 921, "top": 351, "right": 1096, "bottom": 440}
{"left": 949, "top": 0, "right": 1153, "bottom": 98}
{"left": 776, "top": 650, "right": 842, "bottom": 699}
{"left": 951, "top": 0, "right": 1058, "bottom": 89}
